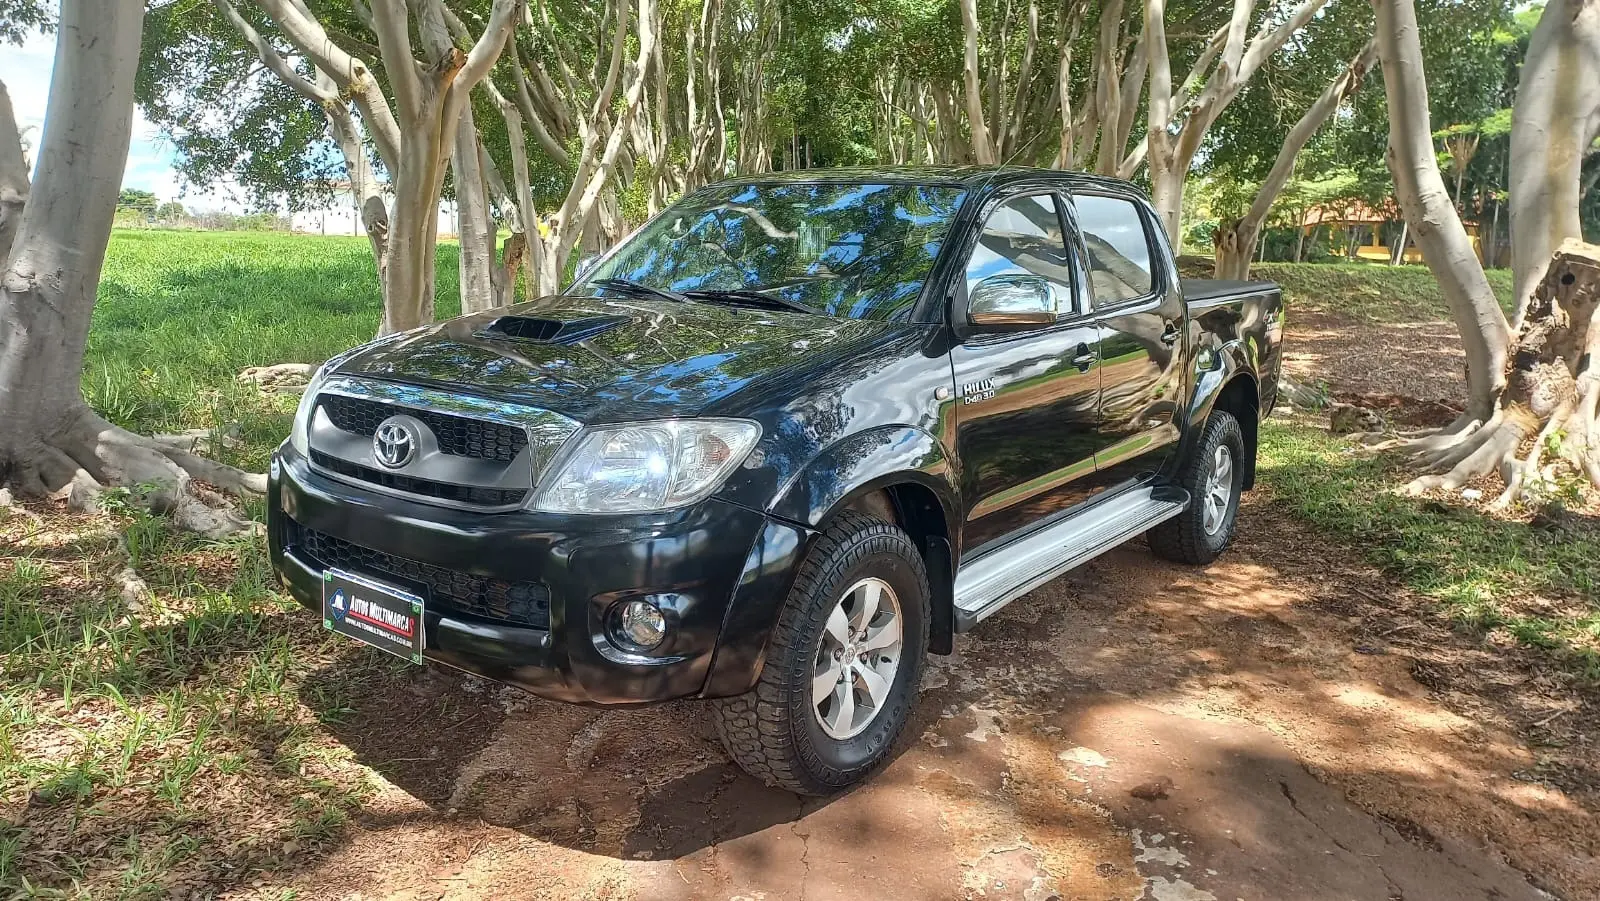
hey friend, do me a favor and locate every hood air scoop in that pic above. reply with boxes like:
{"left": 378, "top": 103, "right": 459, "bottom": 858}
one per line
{"left": 479, "top": 313, "right": 630, "bottom": 344}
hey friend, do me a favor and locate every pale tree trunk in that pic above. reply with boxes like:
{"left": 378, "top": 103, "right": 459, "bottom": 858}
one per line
{"left": 543, "top": 0, "right": 658, "bottom": 286}
{"left": 219, "top": 0, "right": 520, "bottom": 337}
{"left": 1390, "top": 219, "right": 1409, "bottom": 266}
{"left": 0, "top": 79, "right": 26, "bottom": 265}
{"left": 449, "top": 106, "right": 500, "bottom": 315}
{"left": 0, "top": 0, "right": 265, "bottom": 535}
{"left": 1508, "top": 0, "right": 1600, "bottom": 330}
{"left": 213, "top": 1, "right": 392, "bottom": 284}
{"left": 959, "top": 0, "right": 998, "bottom": 165}
{"left": 1144, "top": 0, "right": 1330, "bottom": 242}
{"left": 1369, "top": 0, "right": 1600, "bottom": 506}
{"left": 1213, "top": 41, "right": 1378, "bottom": 280}
{"left": 1376, "top": 0, "right": 1510, "bottom": 426}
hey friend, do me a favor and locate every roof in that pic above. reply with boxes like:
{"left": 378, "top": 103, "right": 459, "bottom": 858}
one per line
{"left": 710, "top": 165, "right": 1140, "bottom": 193}
{"left": 1302, "top": 199, "right": 1400, "bottom": 226}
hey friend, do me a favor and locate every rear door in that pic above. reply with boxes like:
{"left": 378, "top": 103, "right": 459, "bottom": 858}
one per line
{"left": 950, "top": 191, "right": 1103, "bottom": 554}
{"left": 1068, "top": 191, "right": 1187, "bottom": 489}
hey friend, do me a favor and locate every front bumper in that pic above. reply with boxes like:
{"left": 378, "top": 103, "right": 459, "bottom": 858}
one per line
{"left": 268, "top": 447, "right": 810, "bottom": 704}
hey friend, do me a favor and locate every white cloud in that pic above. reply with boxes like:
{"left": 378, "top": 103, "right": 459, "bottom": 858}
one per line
{"left": 1, "top": 30, "right": 250, "bottom": 213}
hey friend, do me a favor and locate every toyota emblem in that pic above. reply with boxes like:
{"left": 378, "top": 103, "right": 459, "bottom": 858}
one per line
{"left": 372, "top": 418, "right": 419, "bottom": 469}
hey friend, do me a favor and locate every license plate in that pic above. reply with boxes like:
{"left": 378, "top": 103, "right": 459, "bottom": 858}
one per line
{"left": 322, "top": 569, "right": 425, "bottom": 664}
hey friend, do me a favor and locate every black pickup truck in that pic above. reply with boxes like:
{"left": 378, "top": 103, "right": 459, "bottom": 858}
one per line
{"left": 268, "top": 166, "right": 1282, "bottom": 794}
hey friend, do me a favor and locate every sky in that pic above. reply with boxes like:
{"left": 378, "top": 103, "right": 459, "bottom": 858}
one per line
{"left": 1, "top": 30, "right": 248, "bottom": 213}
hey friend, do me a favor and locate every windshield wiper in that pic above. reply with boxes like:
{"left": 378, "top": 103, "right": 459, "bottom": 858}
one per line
{"left": 685, "top": 289, "right": 822, "bottom": 316}
{"left": 592, "top": 278, "right": 692, "bottom": 305}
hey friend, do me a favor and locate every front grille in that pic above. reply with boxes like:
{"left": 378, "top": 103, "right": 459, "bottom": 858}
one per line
{"left": 284, "top": 518, "right": 551, "bottom": 629}
{"left": 310, "top": 451, "right": 528, "bottom": 507}
{"left": 318, "top": 394, "right": 528, "bottom": 463}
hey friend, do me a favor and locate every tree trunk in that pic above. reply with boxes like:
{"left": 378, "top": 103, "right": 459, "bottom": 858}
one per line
{"left": 0, "top": 0, "right": 264, "bottom": 535}
{"left": 959, "top": 0, "right": 997, "bottom": 165}
{"left": 1375, "top": 0, "right": 1511, "bottom": 427}
{"left": 1368, "top": 0, "right": 1600, "bottom": 506}
{"left": 0, "top": 79, "right": 27, "bottom": 266}
{"left": 1211, "top": 40, "right": 1378, "bottom": 279}
{"left": 451, "top": 106, "right": 500, "bottom": 315}
{"left": 1213, "top": 220, "right": 1253, "bottom": 281}
{"left": 1390, "top": 218, "right": 1409, "bottom": 266}
{"left": 1508, "top": 0, "right": 1600, "bottom": 329}
{"left": 1491, "top": 240, "right": 1600, "bottom": 503}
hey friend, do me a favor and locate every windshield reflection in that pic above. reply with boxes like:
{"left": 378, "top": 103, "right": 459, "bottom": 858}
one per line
{"left": 576, "top": 182, "right": 968, "bottom": 322}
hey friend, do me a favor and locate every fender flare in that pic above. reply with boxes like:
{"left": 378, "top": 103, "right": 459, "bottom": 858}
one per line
{"left": 699, "top": 426, "right": 962, "bottom": 698}
{"left": 766, "top": 425, "right": 961, "bottom": 536}
{"left": 1188, "top": 340, "right": 1258, "bottom": 426}
{"left": 1182, "top": 341, "right": 1261, "bottom": 485}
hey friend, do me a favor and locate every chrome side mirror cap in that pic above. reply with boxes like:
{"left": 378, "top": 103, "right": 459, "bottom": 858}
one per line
{"left": 968, "top": 273, "right": 1057, "bottom": 328}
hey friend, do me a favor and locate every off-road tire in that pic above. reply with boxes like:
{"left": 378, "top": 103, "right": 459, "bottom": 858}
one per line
{"left": 1149, "top": 409, "right": 1246, "bottom": 565}
{"left": 711, "top": 511, "right": 930, "bottom": 795}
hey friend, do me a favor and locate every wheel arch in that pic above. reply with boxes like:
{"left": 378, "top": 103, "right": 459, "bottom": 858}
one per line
{"left": 1190, "top": 356, "right": 1261, "bottom": 490}
{"left": 767, "top": 425, "right": 960, "bottom": 657}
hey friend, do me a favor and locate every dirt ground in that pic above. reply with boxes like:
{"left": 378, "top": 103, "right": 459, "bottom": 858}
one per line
{"left": 212, "top": 484, "right": 1595, "bottom": 901}
{"left": 195, "top": 307, "right": 1600, "bottom": 901}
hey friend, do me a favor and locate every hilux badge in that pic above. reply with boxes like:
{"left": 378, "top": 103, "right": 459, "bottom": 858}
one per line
{"left": 373, "top": 418, "right": 418, "bottom": 469}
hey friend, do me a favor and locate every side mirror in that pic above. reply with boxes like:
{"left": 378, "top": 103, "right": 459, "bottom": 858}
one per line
{"left": 573, "top": 253, "right": 601, "bottom": 284}
{"left": 968, "top": 273, "right": 1057, "bottom": 329}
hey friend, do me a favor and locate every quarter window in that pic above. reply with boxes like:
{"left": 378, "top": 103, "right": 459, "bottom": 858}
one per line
{"left": 964, "top": 194, "right": 1076, "bottom": 315}
{"left": 1073, "top": 194, "right": 1155, "bottom": 303}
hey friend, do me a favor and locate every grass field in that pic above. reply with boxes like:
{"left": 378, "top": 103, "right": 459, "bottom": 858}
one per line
{"left": 0, "top": 229, "right": 1595, "bottom": 896}
{"left": 1249, "top": 262, "right": 1517, "bottom": 321}
{"left": 88, "top": 230, "right": 462, "bottom": 473}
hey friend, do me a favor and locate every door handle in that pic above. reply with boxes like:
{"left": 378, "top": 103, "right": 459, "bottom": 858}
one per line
{"left": 1072, "top": 344, "right": 1099, "bottom": 371}
{"left": 1159, "top": 321, "right": 1181, "bottom": 346}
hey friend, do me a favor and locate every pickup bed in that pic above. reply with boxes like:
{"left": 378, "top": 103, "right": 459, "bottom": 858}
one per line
{"left": 268, "top": 166, "right": 1283, "bottom": 794}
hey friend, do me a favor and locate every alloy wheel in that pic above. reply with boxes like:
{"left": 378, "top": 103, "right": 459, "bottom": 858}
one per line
{"left": 1202, "top": 444, "right": 1235, "bottom": 535}
{"left": 811, "top": 577, "right": 903, "bottom": 740}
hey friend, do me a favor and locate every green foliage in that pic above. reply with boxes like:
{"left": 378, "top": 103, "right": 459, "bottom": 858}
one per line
{"left": 118, "top": 188, "right": 159, "bottom": 217}
{"left": 137, "top": 0, "right": 358, "bottom": 213}
{"left": 0, "top": 0, "right": 51, "bottom": 45}
{"left": 1260, "top": 421, "right": 1600, "bottom": 681}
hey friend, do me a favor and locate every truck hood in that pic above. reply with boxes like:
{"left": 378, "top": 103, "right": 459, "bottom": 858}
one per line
{"left": 333, "top": 295, "right": 906, "bottom": 421}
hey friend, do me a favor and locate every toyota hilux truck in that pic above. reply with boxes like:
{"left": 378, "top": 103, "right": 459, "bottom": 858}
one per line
{"left": 268, "top": 166, "right": 1283, "bottom": 795}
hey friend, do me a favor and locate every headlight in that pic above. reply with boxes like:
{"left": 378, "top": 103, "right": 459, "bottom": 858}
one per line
{"left": 532, "top": 419, "right": 760, "bottom": 513}
{"left": 288, "top": 363, "right": 332, "bottom": 457}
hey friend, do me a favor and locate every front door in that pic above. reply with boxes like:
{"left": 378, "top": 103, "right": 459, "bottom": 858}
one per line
{"left": 1069, "top": 192, "right": 1185, "bottom": 489}
{"left": 951, "top": 192, "right": 1103, "bottom": 553}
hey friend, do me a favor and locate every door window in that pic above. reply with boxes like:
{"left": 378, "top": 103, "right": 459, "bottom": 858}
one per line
{"left": 964, "top": 194, "right": 1076, "bottom": 315}
{"left": 1072, "top": 194, "right": 1156, "bottom": 304}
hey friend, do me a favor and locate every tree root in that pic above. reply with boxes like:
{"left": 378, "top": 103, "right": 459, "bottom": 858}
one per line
{"left": 1400, "top": 411, "right": 1530, "bottom": 496}
{"left": 237, "top": 362, "right": 315, "bottom": 394}
{"left": 1492, "top": 387, "right": 1600, "bottom": 509}
{"left": 6, "top": 405, "right": 265, "bottom": 539}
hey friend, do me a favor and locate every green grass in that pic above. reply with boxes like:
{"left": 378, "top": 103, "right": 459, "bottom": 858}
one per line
{"left": 87, "top": 229, "right": 461, "bottom": 470}
{"left": 0, "top": 230, "right": 461, "bottom": 896}
{"left": 1259, "top": 420, "right": 1600, "bottom": 681}
{"left": 1247, "top": 262, "right": 1516, "bottom": 323}
{"left": 0, "top": 502, "right": 378, "bottom": 897}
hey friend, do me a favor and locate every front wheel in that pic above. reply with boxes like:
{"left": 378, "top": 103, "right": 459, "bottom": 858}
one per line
{"left": 1149, "top": 409, "right": 1247, "bottom": 565}
{"left": 711, "top": 511, "right": 929, "bottom": 795}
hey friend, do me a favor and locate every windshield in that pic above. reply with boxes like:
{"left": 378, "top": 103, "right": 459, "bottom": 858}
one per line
{"left": 575, "top": 182, "right": 968, "bottom": 322}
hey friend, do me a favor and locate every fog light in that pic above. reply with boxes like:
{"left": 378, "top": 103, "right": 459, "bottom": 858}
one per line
{"left": 610, "top": 599, "right": 667, "bottom": 652}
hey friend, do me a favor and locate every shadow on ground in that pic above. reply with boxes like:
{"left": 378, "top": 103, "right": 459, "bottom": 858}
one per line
{"left": 284, "top": 500, "right": 1595, "bottom": 901}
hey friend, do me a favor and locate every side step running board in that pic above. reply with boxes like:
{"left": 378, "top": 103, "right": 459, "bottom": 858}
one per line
{"left": 953, "top": 486, "right": 1189, "bottom": 631}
